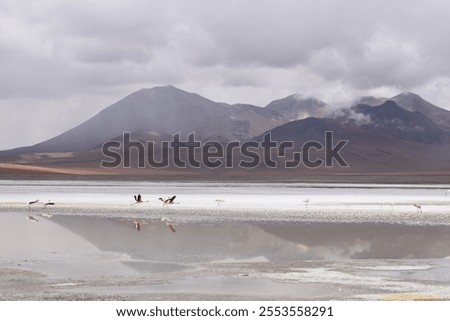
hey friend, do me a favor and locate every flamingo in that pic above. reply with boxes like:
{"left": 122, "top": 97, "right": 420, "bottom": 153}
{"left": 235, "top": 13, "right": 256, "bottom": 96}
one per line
{"left": 159, "top": 195, "right": 176, "bottom": 206}
{"left": 303, "top": 198, "right": 310, "bottom": 209}
{"left": 413, "top": 203, "right": 422, "bottom": 213}
{"left": 131, "top": 194, "right": 149, "bottom": 205}
{"left": 43, "top": 201, "right": 55, "bottom": 208}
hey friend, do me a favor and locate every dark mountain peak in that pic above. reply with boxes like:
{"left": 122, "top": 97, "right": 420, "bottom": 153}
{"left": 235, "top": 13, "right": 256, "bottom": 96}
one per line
{"left": 356, "top": 91, "right": 426, "bottom": 106}
{"left": 137, "top": 84, "right": 183, "bottom": 93}
{"left": 351, "top": 91, "right": 450, "bottom": 131}
{"left": 395, "top": 90, "right": 420, "bottom": 98}
{"left": 381, "top": 99, "right": 401, "bottom": 108}
{"left": 351, "top": 100, "right": 439, "bottom": 128}
{"left": 391, "top": 91, "right": 447, "bottom": 112}
{"left": 353, "top": 92, "right": 424, "bottom": 109}
{"left": 353, "top": 100, "right": 406, "bottom": 118}
{"left": 349, "top": 100, "right": 445, "bottom": 144}
{"left": 392, "top": 91, "right": 426, "bottom": 105}
{"left": 130, "top": 85, "right": 185, "bottom": 97}
{"left": 390, "top": 92, "right": 450, "bottom": 131}
{"left": 154, "top": 84, "right": 177, "bottom": 90}
{"left": 125, "top": 85, "right": 217, "bottom": 105}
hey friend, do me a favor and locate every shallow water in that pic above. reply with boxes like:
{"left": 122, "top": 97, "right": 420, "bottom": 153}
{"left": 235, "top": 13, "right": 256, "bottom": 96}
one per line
{"left": 1, "top": 180, "right": 450, "bottom": 300}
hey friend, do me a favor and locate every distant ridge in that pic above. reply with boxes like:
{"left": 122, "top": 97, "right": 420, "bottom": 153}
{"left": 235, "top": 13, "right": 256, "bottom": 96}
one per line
{"left": 1, "top": 86, "right": 450, "bottom": 175}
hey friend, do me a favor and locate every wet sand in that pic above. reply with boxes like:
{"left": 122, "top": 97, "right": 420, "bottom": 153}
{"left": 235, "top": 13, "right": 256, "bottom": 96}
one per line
{"left": 1, "top": 212, "right": 450, "bottom": 300}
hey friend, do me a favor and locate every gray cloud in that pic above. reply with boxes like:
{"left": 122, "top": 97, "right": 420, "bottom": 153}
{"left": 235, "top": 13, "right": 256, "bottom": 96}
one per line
{"left": 1, "top": 0, "right": 450, "bottom": 149}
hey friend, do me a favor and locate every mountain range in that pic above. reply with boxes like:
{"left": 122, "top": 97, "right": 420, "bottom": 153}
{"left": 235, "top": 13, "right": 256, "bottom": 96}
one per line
{"left": 2, "top": 86, "right": 450, "bottom": 179}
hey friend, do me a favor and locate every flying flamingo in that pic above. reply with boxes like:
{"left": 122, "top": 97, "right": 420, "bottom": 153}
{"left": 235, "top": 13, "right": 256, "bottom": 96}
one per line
{"left": 131, "top": 194, "right": 149, "bottom": 205}
{"left": 159, "top": 195, "right": 177, "bottom": 206}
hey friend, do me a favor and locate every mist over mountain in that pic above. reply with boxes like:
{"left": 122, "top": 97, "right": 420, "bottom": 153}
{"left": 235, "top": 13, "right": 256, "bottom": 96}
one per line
{"left": 260, "top": 100, "right": 450, "bottom": 172}
{"left": 265, "top": 94, "right": 328, "bottom": 121}
{"left": 341, "top": 100, "right": 447, "bottom": 144}
{"left": 1, "top": 86, "right": 450, "bottom": 175}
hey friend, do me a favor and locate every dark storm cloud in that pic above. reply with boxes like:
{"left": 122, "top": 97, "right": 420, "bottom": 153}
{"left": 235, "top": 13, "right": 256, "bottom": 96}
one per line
{"left": 182, "top": 0, "right": 450, "bottom": 90}
{"left": 3, "top": 0, "right": 450, "bottom": 95}
{"left": 1, "top": 0, "right": 450, "bottom": 149}
{"left": 0, "top": 0, "right": 179, "bottom": 99}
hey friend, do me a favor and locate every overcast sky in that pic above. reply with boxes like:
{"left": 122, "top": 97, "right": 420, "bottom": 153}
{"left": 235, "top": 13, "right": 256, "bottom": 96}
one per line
{"left": 2, "top": 0, "right": 450, "bottom": 150}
